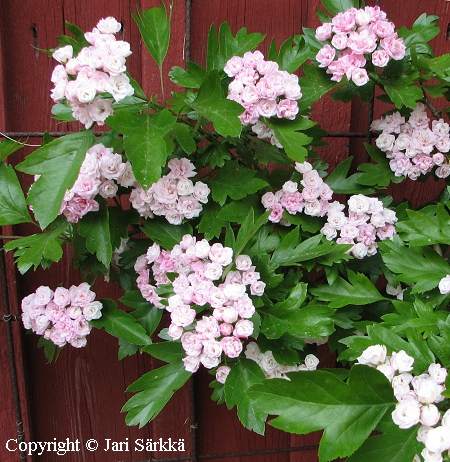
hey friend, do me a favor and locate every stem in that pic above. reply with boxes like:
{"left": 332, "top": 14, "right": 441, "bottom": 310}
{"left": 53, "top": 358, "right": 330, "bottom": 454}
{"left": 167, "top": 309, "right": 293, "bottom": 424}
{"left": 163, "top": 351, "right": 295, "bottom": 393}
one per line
{"left": 159, "top": 64, "right": 165, "bottom": 101}
{"left": 0, "top": 235, "right": 24, "bottom": 240}
{"left": 419, "top": 94, "right": 445, "bottom": 120}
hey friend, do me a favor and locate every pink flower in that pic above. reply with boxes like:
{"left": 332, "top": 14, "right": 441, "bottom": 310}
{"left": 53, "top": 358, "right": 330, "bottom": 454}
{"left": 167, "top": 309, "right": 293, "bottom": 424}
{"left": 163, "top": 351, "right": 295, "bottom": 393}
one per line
{"left": 371, "top": 49, "right": 390, "bottom": 67}
{"left": 316, "top": 45, "right": 336, "bottom": 68}
{"left": 352, "top": 68, "right": 370, "bottom": 86}
{"left": 380, "top": 33, "right": 406, "bottom": 60}
{"left": 276, "top": 99, "right": 298, "bottom": 119}
{"left": 221, "top": 336, "right": 243, "bottom": 358}
{"left": 332, "top": 10, "right": 357, "bottom": 33}
{"left": 315, "top": 22, "right": 333, "bottom": 41}
{"left": 216, "top": 366, "right": 231, "bottom": 384}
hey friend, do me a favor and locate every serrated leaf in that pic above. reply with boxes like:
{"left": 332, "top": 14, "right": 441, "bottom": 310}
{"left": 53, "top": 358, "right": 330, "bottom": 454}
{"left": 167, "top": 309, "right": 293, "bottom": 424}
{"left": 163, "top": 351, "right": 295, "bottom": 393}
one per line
{"left": 16, "top": 131, "right": 94, "bottom": 229}
{"left": 224, "top": 357, "right": 267, "bottom": 434}
{"left": 170, "top": 123, "right": 197, "bottom": 154}
{"left": 206, "top": 22, "right": 265, "bottom": 72}
{"left": 321, "top": 0, "right": 359, "bottom": 16}
{"left": 266, "top": 118, "right": 313, "bottom": 163}
{"left": 4, "top": 221, "right": 68, "bottom": 274}
{"left": 78, "top": 202, "right": 112, "bottom": 266}
{"left": 248, "top": 365, "right": 395, "bottom": 462}
{"left": 311, "top": 270, "right": 387, "bottom": 308}
{"left": 299, "top": 64, "right": 338, "bottom": 110}
{"left": 118, "top": 339, "right": 139, "bottom": 360}
{"left": 0, "top": 139, "right": 24, "bottom": 162}
{"left": 0, "top": 163, "right": 34, "bottom": 225}
{"left": 140, "top": 218, "right": 192, "bottom": 249}
{"left": 380, "top": 238, "right": 450, "bottom": 293}
{"left": 123, "top": 360, "right": 191, "bottom": 428}
{"left": 197, "top": 201, "right": 227, "bottom": 240}
{"left": 381, "top": 75, "right": 423, "bottom": 109}
{"left": 90, "top": 299, "right": 151, "bottom": 346}
{"left": 210, "top": 160, "right": 267, "bottom": 206}
{"left": 191, "top": 71, "right": 243, "bottom": 137}
{"left": 346, "top": 424, "right": 421, "bottom": 462}
{"left": 326, "top": 157, "right": 375, "bottom": 194}
{"left": 398, "top": 13, "right": 440, "bottom": 48}
{"left": 107, "top": 110, "right": 176, "bottom": 190}
{"left": 132, "top": 3, "right": 170, "bottom": 68}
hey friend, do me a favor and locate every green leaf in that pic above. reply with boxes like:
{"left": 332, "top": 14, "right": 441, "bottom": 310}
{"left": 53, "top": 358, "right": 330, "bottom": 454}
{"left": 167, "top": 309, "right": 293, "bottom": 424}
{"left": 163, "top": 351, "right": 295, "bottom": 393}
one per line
{"left": 398, "top": 13, "right": 440, "bottom": 48}
{"left": 132, "top": 3, "right": 171, "bottom": 68}
{"left": 140, "top": 218, "right": 192, "bottom": 249}
{"left": 118, "top": 339, "right": 139, "bottom": 360}
{"left": 197, "top": 201, "right": 227, "bottom": 240}
{"left": 90, "top": 299, "right": 152, "bottom": 346}
{"left": 311, "top": 271, "right": 387, "bottom": 308}
{"left": 142, "top": 341, "right": 186, "bottom": 363}
{"left": 248, "top": 366, "right": 395, "bottom": 462}
{"left": 325, "top": 157, "right": 375, "bottom": 195}
{"left": 224, "top": 357, "right": 268, "bottom": 435}
{"left": 171, "top": 122, "right": 197, "bottom": 154}
{"left": 272, "top": 35, "right": 310, "bottom": 73}
{"left": 191, "top": 71, "right": 243, "bottom": 137}
{"left": 331, "top": 80, "right": 375, "bottom": 103}
{"left": 16, "top": 131, "right": 94, "bottom": 229}
{"left": 233, "top": 208, "right": 269, "bottom": 258}
{"left": 321, "top": 0, "right": 359, "bottom": 16}
{"left": 4, "top": 221, "right": 68, "bottom": 274}
{"left": 397, "top": 204, "right": 450, "bottom": 246}
{"left": 357, "top": 143, "right": 401, "bottom": 188}
{"left": 299, "top": 64, "right": 338, "bottom": 111}
{"left": 51, "top": 101, "right": 76, "bottom": 122}
{"left": 428, "top": 315, "right": 450, "bottom": 367}
{"left": 346, "top": 424, "right": 422, "bottom": 462}
{"left": 107, "top": 110, "right": 176, "bottom": 190}
{"left": 123, "top": 360, "right": 191, "bottom": 428}
{"left": 266, "top": 118, "right": 313, "bottom": 163}
{"left": 169, "top": 62, "right": 206, "bottom": 89}
{"left": 210, "top": 160, "right": 268, "bottom": 206}
{"left": 381, "top": 75, "right": 423, "bottom": 109}
{"left": 0, "top": 163, "right": 34, "bottom": 225}
{"left": 78, "top": 202, "right": 112, "bottom": 266}
{"left": 0, "top": 139, "right": 24, "bottom": 162}
{"left": 206, "top": 22, "right": 265, "bottom": 72}
{"left": 428, "top": 54, "right": 450, "bottom": 82}
{"left": 380, "top": 238, "right": 450, "bottom": 293}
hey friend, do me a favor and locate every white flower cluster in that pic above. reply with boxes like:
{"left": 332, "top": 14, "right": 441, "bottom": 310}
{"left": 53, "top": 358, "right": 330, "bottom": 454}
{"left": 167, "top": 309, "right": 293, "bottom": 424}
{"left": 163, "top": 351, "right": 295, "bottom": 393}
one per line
{"left": 129, "top": 158, "right": 210, "bottom": 225}
{"left": 50, "top": 17, "right": 134, "bottom": 128}
{"left": 372, "top": 103, "right": 450, "bottom": 180}
{"left": 358, "top": 345, "right": 450, "bottom": 462}
{"left": 243, "top": 342, "right": 320, "bottom": 380}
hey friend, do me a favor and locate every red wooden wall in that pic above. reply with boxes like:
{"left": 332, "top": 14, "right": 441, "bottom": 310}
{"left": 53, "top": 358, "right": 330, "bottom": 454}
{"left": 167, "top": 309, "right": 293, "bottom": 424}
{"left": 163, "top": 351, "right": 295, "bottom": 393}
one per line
{"left": 0, "top": 1, "right": 449, "bottom": 461}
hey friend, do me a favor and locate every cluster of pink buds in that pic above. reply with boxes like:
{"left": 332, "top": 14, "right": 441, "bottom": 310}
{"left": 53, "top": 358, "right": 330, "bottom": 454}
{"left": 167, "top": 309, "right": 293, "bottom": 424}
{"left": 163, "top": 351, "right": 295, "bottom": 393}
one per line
{"left": 129, "top": 158, "right": 210, "bottom": 225}
{"left": 21, "top": 283, "right": 102, "bottom": 348}
{"left": 58, "top": 143, "right": 136, "bottom": 223}
{"left": 134, "top": 235, "right": 266, "bottom": 373}
{"left": 315, "top": 6, "right": 405, "bottom": 86}
{"left": 225, "top": 51, "right": 302, "bottom": 148}
{"left": 358, "top": 345, "right": 449, "bottom": 462}
{"left": 372, "top": 103, "right": 450, "bottom": 180}
{"left": 50, "top": 17, "right": 134, "bottom": 128}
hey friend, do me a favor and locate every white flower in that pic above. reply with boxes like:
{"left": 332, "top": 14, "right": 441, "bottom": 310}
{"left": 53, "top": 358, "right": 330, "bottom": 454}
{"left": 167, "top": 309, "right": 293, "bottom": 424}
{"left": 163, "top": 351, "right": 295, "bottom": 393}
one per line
{"left": 304, "top": 354, "right": 320, "bottom": 370}
{"left": 391, "top": 397, "right": 421, "bottom": 429}
{"left": 438, "top": 275, "right": 450, "bottom": 294}
{"left": 425, "top": 425, "right": 450, "bottom": 453}
{"left": 391, "top": 350, "right": 414, "bottom": 373}
{"left": 357, "top": 344, "right": 387, "bottom": 366}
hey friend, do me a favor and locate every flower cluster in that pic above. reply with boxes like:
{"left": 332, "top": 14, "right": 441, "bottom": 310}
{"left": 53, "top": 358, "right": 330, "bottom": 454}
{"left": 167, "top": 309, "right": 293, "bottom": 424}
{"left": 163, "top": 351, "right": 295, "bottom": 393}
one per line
{"left": 20, "top": 283, "right": 103, "bottom": 348}
{"left": 129, "top": 158, "right": 210, "bottom": 225}
{"left": 321, "top": 193, "right": 397, "bottom": 258}
{"left": 261, "top": 161, "right": 397, "bottom": 258}
{"left": 372, "top": 103, "right": 450, "bottom": 180}
{"left": 315, "top": 6, "right": 406, "bottom": 85}
{"left": 134, "top": 235, "right": 266, "bottom": 373}
{"left": 50, "top": 17, "right": 134, "bottom": 128}
{"left": 358, "top": 345, "right": 449, "bottom": 462}
{"left": 58, "top": 143, "right": 136, "bottom": 223}
{"left": 261, "top": 161, "right": 334, "bottom": 222}
{"left": 225, "top": 51, "right": 302, "bottom": 147}
{"left": 244, "top": 342, "right": 320, "bottom": 379}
